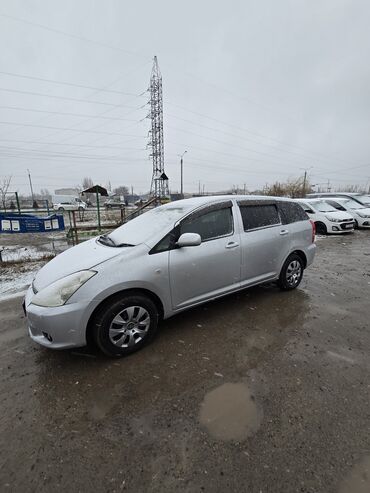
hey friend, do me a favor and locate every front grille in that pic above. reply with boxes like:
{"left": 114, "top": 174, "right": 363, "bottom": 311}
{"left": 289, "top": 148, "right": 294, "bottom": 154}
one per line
{"left": 340, "top": 222, "right": 354, "bottom": 230}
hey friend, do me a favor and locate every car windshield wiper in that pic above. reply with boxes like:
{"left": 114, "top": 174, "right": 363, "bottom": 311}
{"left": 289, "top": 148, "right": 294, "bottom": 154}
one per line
{"left": 98, "top": 235, "right": 134, "bottom": 248}
{"left": 98, "top": 234, "right": 116, "bottom": 246}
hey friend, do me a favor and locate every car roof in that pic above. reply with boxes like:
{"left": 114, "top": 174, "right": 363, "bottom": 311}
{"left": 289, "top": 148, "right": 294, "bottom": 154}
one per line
{"left": 306, "top": 192, "right": 361, "bottom": 197}
{"left": 161, "top": 194, "right": 297, "bottom": 209}
{"left": 294, "top": 198, "right": 325, "bottom": 203}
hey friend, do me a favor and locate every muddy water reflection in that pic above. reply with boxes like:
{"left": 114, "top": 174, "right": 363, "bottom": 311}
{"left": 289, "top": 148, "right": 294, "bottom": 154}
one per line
{"left": 199, "top": 383, "right": 261, "bottom": 440}
{"left": 338, "top": 456, "right": 370, "bottom": 493}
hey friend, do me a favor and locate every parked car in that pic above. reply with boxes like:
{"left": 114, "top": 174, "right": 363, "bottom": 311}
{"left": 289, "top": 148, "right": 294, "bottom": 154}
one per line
{"left": 324, "top": 198, "right": 370, "bottom": 229}
{"left": 24, "top": 195, "right": 316, "bottom": 357}
{"left": 104, "top": 198, "right": 125, "bottom": 209}
{"left": 295, "top": 198, "right": 355, "bottom": 234}
{"left": 307, "top": 192, "right": 370, "bottom": 207}
{"left": 52, "top": 194, "right": 87, "bottom": 212}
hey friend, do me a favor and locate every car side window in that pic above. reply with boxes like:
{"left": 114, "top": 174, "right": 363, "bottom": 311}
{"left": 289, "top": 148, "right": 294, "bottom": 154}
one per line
{"left": 299, "top": 203, "right": 314, "bottom": 214}
{"left": 150, "top": 229, "right": 178, "bottom": 255}
{"left": 278, "top": 202, "right": 308, "bottom": 224}
{"left": 180, "top": 207, "right": 233, "bottom": 241}
{"left": 239, "top": 204, "right": 280, "bottom": 231}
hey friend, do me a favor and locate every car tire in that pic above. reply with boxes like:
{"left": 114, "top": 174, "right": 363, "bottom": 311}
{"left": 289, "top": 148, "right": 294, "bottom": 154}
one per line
{"left": 58, "top": 207, "right": 64, "bottom": 212}
{"left": 315, "top": 221, "right": 327, "bottom": 235}
{"left": 354, "top": 219, "right": 359, "bottom": 229}
{"left": 78, "top": 206, "right": 84, "bottom": 212}
{"left": 91, "top": 294, "right": 159, "bottom": 357}
{"left": 278, "top": 253, "right": 304, "bottom": 291}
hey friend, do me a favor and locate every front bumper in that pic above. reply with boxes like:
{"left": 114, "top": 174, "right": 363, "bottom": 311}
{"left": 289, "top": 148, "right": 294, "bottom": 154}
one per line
{"left": 24, "top": 286, "right": 89, "bottom": 349}
{"left": 329, "top": 221, "right": 355, "bottom": 233}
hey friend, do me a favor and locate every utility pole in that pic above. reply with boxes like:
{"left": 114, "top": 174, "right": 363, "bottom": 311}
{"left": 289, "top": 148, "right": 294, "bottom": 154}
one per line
{"left": 180, "top": 151, "right": 187, "bottom": 197}
{"left": 27, "top": 169, "right": 34, "bottom": 202}
{"left": 300, "top": 167, "right": 313, "bottom": 197}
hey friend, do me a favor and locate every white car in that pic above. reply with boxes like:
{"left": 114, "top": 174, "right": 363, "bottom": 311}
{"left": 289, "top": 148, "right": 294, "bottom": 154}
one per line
{"left": 295, "top": 198, "right": 355, "bottom": 234}
{"left": 53, "top": 198, "right": 87, "bottom": 212}
{"left": 324, "top": 198, "right": 370, "bottom": 229}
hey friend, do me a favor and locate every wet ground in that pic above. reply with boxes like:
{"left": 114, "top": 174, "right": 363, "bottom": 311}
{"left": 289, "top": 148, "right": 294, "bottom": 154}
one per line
{"left": 0, "top": 232, "right": 370, "bottom": 492}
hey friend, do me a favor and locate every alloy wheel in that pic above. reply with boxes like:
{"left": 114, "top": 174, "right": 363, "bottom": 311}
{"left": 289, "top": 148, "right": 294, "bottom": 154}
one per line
{"left": 109, "top": 306, "right": 151, "bottom": 348}
{"left": 286, "top": 260, "right": 302, "bottom": 287}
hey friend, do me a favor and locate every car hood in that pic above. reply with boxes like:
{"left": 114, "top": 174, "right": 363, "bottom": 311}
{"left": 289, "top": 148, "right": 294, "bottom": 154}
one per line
{"left": 354, "top": 207, "right": 370, "bottom": 215}
{"left": 33, "top": 238, "right": 137, "bottom": 291}
{"left": 324, "top": 211, "right": 354, "bottom": 220}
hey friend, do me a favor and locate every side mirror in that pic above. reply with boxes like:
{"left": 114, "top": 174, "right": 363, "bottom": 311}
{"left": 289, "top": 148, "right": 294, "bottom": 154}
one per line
{"left": 177, "top": 232, "right": 202, "bottom": 247}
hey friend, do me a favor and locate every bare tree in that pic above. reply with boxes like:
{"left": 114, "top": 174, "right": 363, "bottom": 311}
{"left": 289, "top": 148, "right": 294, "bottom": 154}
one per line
{"left": 264, "top": 176, "right": 310, "bottom": 198}
{"left": 0, "top": 175, "right": 12, "bottom": 212}
{"left": 82, "top": 177, "right": 94, "bottom": 190}
{"left": 113, "top": 185, "right": 129, "bottom": 197}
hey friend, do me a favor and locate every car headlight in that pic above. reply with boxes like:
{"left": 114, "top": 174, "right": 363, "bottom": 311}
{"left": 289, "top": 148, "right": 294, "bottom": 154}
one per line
{"left": 357, "top": 212, "right": 370, "bottom": 218}
{"left": 31, "top": 270, "right": 96, "bottom": 307}
{"left": 325, "top": 216, "right": 342, "bottom": 222}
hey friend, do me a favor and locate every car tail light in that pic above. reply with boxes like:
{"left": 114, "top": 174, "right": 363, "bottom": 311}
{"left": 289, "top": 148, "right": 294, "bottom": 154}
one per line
{"left": 310, "top": 220, "right": 316, "bottom": 242}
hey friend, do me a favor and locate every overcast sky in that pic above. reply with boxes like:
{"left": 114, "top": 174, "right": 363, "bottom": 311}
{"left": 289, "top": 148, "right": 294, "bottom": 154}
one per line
{"left": 0, "top": 0, "right": 370, "bottom": 195}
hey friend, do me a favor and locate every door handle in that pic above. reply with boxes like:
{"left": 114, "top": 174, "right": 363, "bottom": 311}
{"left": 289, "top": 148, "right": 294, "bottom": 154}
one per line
{"left": 280, "top": 230, "right": 289, "bottom": 236}
{"left": 225, "top": 241, "right": 239, "bottom": 249}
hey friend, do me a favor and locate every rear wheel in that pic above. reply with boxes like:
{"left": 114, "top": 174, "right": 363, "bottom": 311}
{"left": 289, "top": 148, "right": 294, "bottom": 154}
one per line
{"left": 315, "top": 221, "right": 327, "bottom": 235}
{"left": 92, "top": 294, "right": 159, "bottom": 357}
{"left": 58, "top": 206, "right": 64, "bottom": 212}
{"left": 278, "top": 254, "right": 304, "bottom": 291}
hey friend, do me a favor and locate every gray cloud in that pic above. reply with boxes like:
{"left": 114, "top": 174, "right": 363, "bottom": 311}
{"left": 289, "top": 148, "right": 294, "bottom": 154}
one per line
{"left": 1, "top": 0, "right": 369, "bottom": 195}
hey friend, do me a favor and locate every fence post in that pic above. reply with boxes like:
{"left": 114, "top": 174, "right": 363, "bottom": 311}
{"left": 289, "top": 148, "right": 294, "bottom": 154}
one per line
{"left": 96, "top": 188, "right": 101, "bottom": 233}
{"left": 15, "top": 192, "right": 21, "bottom": 215}
{"left": 72, "top": 211, "right": 78, "bottom": 244}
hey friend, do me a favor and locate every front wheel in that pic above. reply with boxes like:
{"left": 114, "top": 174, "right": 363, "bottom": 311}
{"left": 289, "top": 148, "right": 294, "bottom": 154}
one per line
{"left": 58, "top": 206, "right": 64, "bottom": 212}
{"left": 315, "top": 221, "right": 327, "bottom": 235}
{"left": 278, "top": 254, "right": 304, "bottom": 291}
{"left": 92, "top": 294, "right": 159, "bottom": 357}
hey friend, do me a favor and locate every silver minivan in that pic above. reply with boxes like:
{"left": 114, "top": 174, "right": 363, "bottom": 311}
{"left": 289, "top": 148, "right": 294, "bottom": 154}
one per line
{"left": 24, "top": 195, "right": 316, "bottom": 357}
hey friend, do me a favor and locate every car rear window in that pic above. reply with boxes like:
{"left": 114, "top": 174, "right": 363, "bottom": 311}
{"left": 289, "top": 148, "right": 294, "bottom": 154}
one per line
{"left": 278, "top": 202, "right": 308, "bottom": 224}
{"left": 239, "top": 204, "right": 280, "bottom": 231}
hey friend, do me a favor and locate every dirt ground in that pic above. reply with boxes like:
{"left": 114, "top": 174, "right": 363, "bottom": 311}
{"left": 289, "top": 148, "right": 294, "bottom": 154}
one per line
{"left": 0, "top": 232, "right": 369, "bottom": 492}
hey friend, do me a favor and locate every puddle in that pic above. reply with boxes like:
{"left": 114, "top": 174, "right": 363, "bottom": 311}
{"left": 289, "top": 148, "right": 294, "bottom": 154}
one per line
{"left": 338, "top": 456, "right": 370, "bottom": 493}
{"left": 199, "top": 382, "right": 261, "bottom": 440}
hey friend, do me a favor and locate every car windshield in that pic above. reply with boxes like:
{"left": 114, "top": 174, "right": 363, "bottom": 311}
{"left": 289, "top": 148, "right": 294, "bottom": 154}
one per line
{"left": 106, "top": 203, "right": 192, "bottom": 246}
{"left": 341, "top": 199, "right": 366, "bottom": 210}
{"left": 310, "top": 201, "right": 337, "bottom": 212}
{"left": 356, "top": 195, "right": 370, "bottom": 205}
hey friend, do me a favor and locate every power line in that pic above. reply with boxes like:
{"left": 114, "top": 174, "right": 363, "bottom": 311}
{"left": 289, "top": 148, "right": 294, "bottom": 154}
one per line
{"left": 0, "top": 60, "right": 151, "bottom": 142}
{"left": 0, "top": 86, "right": 145, "bottom": 108}
{"left": 0, "top": 70, "right": 147, "bottom": 97}
{"left": 167, "top": 124, "right": 311, "bottom": 169}
{"left": 0, "top": 120, "right": 146, "bottom": 138}
{"left": 0, "top": 137, "right": 145, "bottom": 151}
{"left": 166, "top": 112, "right": 325, "bottom": 166}
{"left": 165, "top": 100, "right": 353, "bottom": 168}
{"left": 0, "top": 12, "right": 149, "bottom": 59}
{"left": 0, "top": 105, "right": 141, "bottom": 122}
